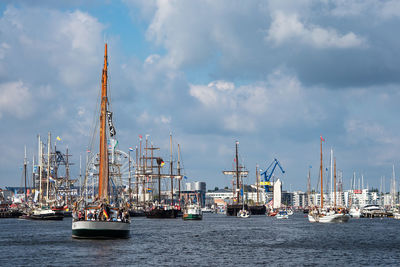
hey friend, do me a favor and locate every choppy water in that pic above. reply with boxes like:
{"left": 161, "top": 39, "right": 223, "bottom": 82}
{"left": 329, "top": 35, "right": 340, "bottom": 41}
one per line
{"left": 1, "top": 213, "right": 400, "bottom": 266}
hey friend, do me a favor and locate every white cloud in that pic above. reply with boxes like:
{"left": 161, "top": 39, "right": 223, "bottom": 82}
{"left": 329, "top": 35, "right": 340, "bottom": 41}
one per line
{"left": 189, "top": 71, "right": 325, "bottom": 133}
{"left": 266, "top": 11, "right": 366, "bottom": 48}
{"left": 330, "top": 0, "right": 400, "bottom": 19}
{"left": 0, "top": 81, "right": 34, "bottom": 119}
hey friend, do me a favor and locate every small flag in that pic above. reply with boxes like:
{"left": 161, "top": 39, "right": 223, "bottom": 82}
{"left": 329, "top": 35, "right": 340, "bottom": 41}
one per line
{"left": 309, "top": 165, "right": 312, "bottom": 169}
{"left": 184, "top": 176, "right": 188, "bottom": 179}
{"left": 129, "top": 147, "right": 134, "bottom": 151}
{"left": 86, "top": 149, "right": 91, "bottom": 153}
{"left": 103, "top": 209, "right": 109, "bottom": 220}
{"left": 234, "top": 158, "right": 236, "bottom": 162}
{"left": 320, "top": 136, "right": 325, "bottom": 142}
{"left": 56, "top": 136, "right": 61, "bottom": 141}
{"left": 160, "top": 161, "right": 165, "bottom": 167}
{"left": 139, "top": 134, "right": 143, "bottom": 139}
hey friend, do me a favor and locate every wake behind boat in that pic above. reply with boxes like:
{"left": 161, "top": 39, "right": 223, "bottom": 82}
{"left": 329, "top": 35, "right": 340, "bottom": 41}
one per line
{"left": 72, "top": 44, "right": 130, "bottom": 239}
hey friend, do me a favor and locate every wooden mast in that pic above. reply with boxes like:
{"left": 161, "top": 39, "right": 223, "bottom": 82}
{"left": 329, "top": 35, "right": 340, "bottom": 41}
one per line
{"left": 24, "top": 146, "right": 27, "bottom": 203}
{"left": 256, "top": 164, "right": 259, "bottom": 204}
{"left": 334, "top": 157, "right": 337, "bottom": 209}
{"left": 307, "top": 167, "right": 311, "bottom": 207}
{"left": 235, "top": 141, "right": 240, "bottom": 203}
{"left": 177, "top": 144, "right": 181, "bottom": 206}
{"left": 320, "top": 137, "right": 323, "bottom": 209}
{"left": 98, "top": 43, "right": 109, "bottom": 201}
{"left": 170, "top": 134, "right": 174, "bottom": 205}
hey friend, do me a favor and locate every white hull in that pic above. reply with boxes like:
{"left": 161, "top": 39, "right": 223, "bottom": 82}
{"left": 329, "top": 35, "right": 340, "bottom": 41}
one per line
{"left": 309, "top": 213, "right": 349, "bottom": 223}
{"left": 393, "top": 212, "right": 400, "bottom": 220}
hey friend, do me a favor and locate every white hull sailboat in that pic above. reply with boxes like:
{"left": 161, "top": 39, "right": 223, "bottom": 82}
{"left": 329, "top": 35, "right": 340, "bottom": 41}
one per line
{"left": 308, "top": 137, "right": 349, "bottom": 224}
{"left": 308, "top": 211, "right": 349, "bottom": 223}
{"left": 72, "top": 44, "right": 130, "bottom": 239}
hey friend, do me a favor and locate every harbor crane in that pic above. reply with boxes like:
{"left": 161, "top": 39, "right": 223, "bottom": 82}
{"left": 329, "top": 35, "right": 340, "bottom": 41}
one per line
{"left": 260, "top": 158, "right": 285, "bottom": 192}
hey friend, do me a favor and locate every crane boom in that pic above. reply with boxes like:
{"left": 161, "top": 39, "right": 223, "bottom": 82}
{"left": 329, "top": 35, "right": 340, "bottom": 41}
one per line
{"left": 260, "top": 158, "right": 285, "bottom": 192}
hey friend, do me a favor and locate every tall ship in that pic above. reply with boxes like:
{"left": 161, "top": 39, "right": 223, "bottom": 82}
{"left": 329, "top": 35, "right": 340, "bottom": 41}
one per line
{"left": 145, "top": 134, "right": 183, "bottom": 219}
{"left": 223, "top": 141, "right": 250, "bottom": 216}
{"left": 72, "top": 44, "right": 130, "bottom": 239}
{"left": 19, "top": 133, "right": 74, "bottom": 221}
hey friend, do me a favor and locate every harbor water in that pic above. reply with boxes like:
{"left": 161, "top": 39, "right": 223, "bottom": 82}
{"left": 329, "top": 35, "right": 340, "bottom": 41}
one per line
{"left": 1, "top": 213, "right": 400, "bottom": 266}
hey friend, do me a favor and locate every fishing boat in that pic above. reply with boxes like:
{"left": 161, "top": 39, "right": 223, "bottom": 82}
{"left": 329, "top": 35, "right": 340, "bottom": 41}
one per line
{"left": 183, "top": 204, "right": 203, "bottom": 220}
{"left": 72, "top": 44, "right": 130, "bottom": 239}
{"left": 20, "top": 206, "right": 63, "bottom": 220}
{"left": 308, "top": 137, "right": 349, "bottom": 223}
{"left": 276, "top": 210, "right": 288, "bottom": 219}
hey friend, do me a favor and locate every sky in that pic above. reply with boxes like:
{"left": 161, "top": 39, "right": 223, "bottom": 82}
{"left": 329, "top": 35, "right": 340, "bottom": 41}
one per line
{"left": 1, "top": 0, "right": 400, "bottom": 192}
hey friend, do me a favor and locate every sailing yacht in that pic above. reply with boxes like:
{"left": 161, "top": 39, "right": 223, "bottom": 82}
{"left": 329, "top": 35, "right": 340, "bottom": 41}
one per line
{"left": 308, "top": 137, "right": 349, "bottom": 223}
{"left": 72, "top": 44, "right": 130, "bottom": 239}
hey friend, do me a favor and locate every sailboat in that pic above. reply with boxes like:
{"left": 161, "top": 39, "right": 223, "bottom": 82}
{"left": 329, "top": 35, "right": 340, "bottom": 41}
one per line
{"left": 20, "top": 134, "right": 64, "bottom": 220}
{"left": 72, "top": 44, "right": 130, "bottom": 239}
{"left": 237, "top": 170, "right": 250, "bottom": 218}
{"left": 308, "top": 137, "right": 349, "bottom": 223}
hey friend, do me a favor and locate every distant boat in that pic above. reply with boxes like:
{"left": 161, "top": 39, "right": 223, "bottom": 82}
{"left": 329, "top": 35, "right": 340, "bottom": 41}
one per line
{"left": 349, "top": 206, "right": 361, "bottom": 218}
{"left": 201, "top": 206, "right": 214, "bottom": 213}
{"left": 276, "top": 210, "right": 288, "bottom": 219}
{"left": 237, "top": 209, "right": 250, "bottom": 218}
{"left": 308, "top": 138, "right": 349, "bottom": 223}
{"left": 183, "top": 204, "right": 203, "bottom": 220}
{"left": 20, "top": 206, "right": 63, "bottom": 220}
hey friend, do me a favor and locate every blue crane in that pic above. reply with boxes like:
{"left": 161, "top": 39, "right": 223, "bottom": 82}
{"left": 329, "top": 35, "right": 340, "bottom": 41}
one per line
{"left": 260, "top": 158, "right": 285, "bottom": 192}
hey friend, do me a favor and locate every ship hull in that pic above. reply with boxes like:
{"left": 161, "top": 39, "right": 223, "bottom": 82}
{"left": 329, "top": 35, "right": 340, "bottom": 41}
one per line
{"left": 227, "top": 204, "right": 248, "bottom": 216}
{"left": 146, "top": 208, "right": 178, "bottom": 219}
{"left": 72, "top": 221, "right": 130, "bottom": 239}
{"left": 249, "top": 205, "right": 266, "bottom": 215}
{"left": 183, "top": 213, "right": 202, "bottom": 220}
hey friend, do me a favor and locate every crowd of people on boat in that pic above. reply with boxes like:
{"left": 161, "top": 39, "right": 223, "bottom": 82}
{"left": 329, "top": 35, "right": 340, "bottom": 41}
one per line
{"left": 73, "top": 203, "right": 129, "bottom": 223}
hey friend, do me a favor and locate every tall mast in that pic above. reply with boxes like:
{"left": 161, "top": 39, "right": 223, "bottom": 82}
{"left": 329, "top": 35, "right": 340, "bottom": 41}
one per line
{"left": 307, "top": 167, "right": 311, "bottom": 207}
{"left": 334, "top": 157, "right": 337, "bottom": 209}
{"left": 135, "top": 146, "right": 139, "bottom": 204}
{"left": 79, "top": 153, "right": 82, "bottom": 197}
{"left": 235, "top": 141, "right": 240, "bottom": 203}
{"left": 32, "top": 154, "right": 35, "bottom": 195}
{"left": 24, "top": 146, "right": 27, "bottom": 203}
{"left": 47, "top": 132, "right": 51, "bottom": 202}
{"left": 177, "top": 144, "right": 181, "bottom": 206}
{"left": 98, "top": 43, "right": 109, "bottom": 201}
{"left": 320, "top": 137, "right": 323, "bottom": 209}
{"left": 145, "top": 135, "right": 148, "bottom": 205}
{"left": 256, "top": 164, "right": 259, "bottom": 204}
{"left": 66, "top": 147, "right": 70, "bottom": 205}
{"left": 330, "top": 148, "right": 333, "bottom": 206}
{"left": 170, "top": 133, "right": 174, "bottom": 205}
{"left": 38, "top": 135, "right": 42, "bottom": 203}
{"left": 128, "top": 149, "right": 132, "bottom": 204}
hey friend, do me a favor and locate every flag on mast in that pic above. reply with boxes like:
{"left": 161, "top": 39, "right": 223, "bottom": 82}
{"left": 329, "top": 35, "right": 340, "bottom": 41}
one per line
{"left": 320, "top": 136, "right": 325, "bottom": 142}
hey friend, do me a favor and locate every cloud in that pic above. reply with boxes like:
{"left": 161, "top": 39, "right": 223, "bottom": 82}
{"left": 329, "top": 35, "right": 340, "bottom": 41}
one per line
{"left": 189, "top": 71, "right": 330, "bottom": 134}
{"left": 266, "top": 11, "right": 366, "bottom": 49}
{"left": 0, "top": 81, "right": 34, "bottom": 119}
{"left": 330, "top": 0, "right": 400, "bottom": 19}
